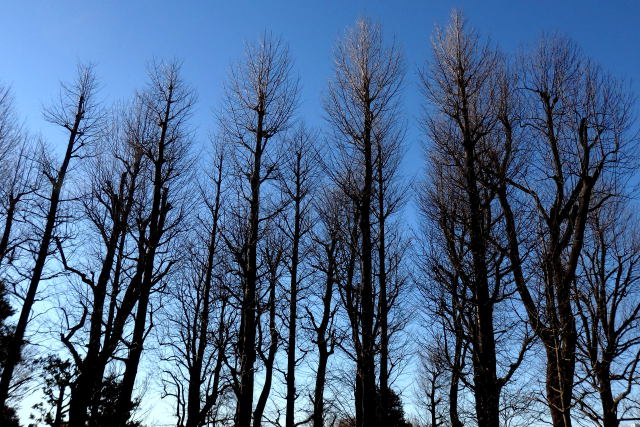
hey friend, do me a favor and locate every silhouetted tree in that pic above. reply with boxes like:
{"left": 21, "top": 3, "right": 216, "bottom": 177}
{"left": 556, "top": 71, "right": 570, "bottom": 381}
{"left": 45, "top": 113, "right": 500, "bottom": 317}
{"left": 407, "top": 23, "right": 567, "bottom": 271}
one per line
{"left": 115, "top": 60, "right": 196, "bottom": 425}
{"left": 0, "top": 64, "right": 101, "bottom": 409}
{"left": 325, "top": 19, "right": 403, "bottom": 426}
{"left": 307, "top": 188, "right": 345, "bottom": 427}
{"left": 278, "top": 125, "right": 319, "bottom": 427}
{"left": 574, "top": 200, "right": 640, "bottom": 427}
{"left": 160, "top": 148, "right": 233, "bottom": 427}
{"left": 420, "top": 12, "right": 531, "bottom": 426}
{"left": 30, "top": 355, "right": 76, "bottom": 427}
{"left": 498, "top": 35, "right": 634, "bottom": 427}
{"left": 63, "top": 95, "right": 149, "bottom": 425}
{"left": 218, "top": 32, "right": 298, "bottom": 427}
{"left": 0, "top": 86, "right": 39, "bottom": 270}
{"left": 253, "top": 231, "right": 285, "bottom": 426}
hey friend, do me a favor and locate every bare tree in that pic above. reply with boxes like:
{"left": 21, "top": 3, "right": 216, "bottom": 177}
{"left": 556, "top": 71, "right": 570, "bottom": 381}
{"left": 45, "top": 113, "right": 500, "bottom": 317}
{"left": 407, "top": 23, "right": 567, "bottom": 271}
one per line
{"left": 0, "top": 142, "right": 40, "bottom": 270}
{"left": 371, "top": 63, "right": 406, "bottom": 426}
{"left": 0, "top": 64, "right": 101, "bottom": 409}
{"left": 420, "top": 11, "right": 532, "bottom": 427}
{"left": 0, "top": 86, "right": 39, "bottom": 269}
{"left": 218, "top": 32, "right": 298, "bottom": 427}
{"left": 253, "top": 230, "right": 285, "bottom": 427}
{"left": 418, "top": 341, "right": 447, "bottom": 427}
{"left": 307, "top": 188, "right": 345, "bottom": 427}
{"left": 418, "top": 228, "right": 469, "bottom": 427}
{"left": 574, "top": 200, "right": 640, "bottom": 427}
{"left": 278, "top": 124, "right": 319, "bottom": 427}
{"left": 114, "top": 60, "right": 196, "bottom": 425}
{"left": 0, "top": 85, "right": 20, "bottom": 166}
{"left": 498, "top": 35, "right": 634, "bottom": 427}
{"left": 325, "top": 19, "right": 403, "bottom": 426}
{"left": 58, "top": 61, "right": 195, "bottom": 426}
{"left": 160, "top": 148, "right": 232, "bottom": 427}
{"left": 61, "top": 96, "right": 150, "bottom": 425}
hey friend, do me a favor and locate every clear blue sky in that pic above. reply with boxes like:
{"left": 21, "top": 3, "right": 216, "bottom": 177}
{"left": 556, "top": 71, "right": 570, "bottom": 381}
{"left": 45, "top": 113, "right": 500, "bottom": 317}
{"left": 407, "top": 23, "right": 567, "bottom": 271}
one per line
{"left": 1, "top": 1, "right": 639, "bottom": 424}
{"left": 1, "top": 0, "right": 638, "bottom": 182}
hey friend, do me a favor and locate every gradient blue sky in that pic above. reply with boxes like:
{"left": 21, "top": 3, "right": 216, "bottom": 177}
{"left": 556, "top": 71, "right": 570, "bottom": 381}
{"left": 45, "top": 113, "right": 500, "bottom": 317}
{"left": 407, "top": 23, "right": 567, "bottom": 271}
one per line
{"left": 2, "top": 1, "right": 639, "bottom": 424}
{"left": 1, "top": 1, "right": 639, "bottom": 182}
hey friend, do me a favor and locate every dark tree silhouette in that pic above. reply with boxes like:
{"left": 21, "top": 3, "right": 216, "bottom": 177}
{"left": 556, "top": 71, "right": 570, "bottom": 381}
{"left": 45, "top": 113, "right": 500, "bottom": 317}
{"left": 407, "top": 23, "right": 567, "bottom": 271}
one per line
{"left": 325, "top": 19, "right": 403, "bottom": 426}
{"left": 0, "top": 64, "right": 101, "bottom": 409}
{"left": 498, "top": 35, "right": 634, "bottom": 427}
{"left": 218, "top": 32, "right": 298, "bottom": 427}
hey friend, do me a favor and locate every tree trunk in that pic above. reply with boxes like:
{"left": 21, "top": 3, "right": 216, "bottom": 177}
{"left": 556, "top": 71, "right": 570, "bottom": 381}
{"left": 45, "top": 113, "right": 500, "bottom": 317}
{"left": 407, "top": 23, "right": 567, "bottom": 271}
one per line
{"left": 253, "top": 268, "right": 278, "bottom": 427}
{"left": 68, "top": 170, "right": 136, "bottom": 425}
{"left": 186, "top": 155, "right": 223, "bottom": 427}
{"left": 598, "top": 366, "right": 618, "bottom": 427}
{"left": 312, "top": 347, "right": 329, "bottom": 427}
{"left": 462, "top": 121, "right": 499, "bottom": 427}
{"left": 358, "top": 98, "right": 377, "bottom": 427}
{"left": 354, "top": 368, "right": 363, "bottom": 427}
{"left": 115, "top": 80, "right": 174, "bottom": 425}
{"left": 53, "top": 383, "right": 65, "bottom": 427}
{"left": 312, "top": 237, "right": 337, "bottom": 427}
{"left": 545, "top": 344, "right": 574, "bottom": 427}
{"left": 236, "top": 106, "right": 264, "bottom": 427}
{"left": 285, "top": 162, "right": 302, "bottom": 427}
{"left": 449, "top": 331, "right": 463, "bottom": 427}
{"left": 0, "top": 92, "right": 85, "bottom": 407}
{"left": 428, "top": 374, "right": 437, "bottom": 427}
{"left": 0, "top": 198, "right": 17, "bottom": 267}
{"left": 116, "top": 286, "right": 150, "bottom": 424}
{"left": 376, "top": 149, "right": 389, "bottom": 423}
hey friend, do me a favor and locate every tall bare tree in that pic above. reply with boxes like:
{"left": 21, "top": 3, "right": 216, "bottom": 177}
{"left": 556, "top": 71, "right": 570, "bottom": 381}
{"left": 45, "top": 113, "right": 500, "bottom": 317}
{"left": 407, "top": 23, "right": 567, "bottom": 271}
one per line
{"left": 160, "top": 148, "right": 233, "bottom": 427}
{"left": 574, "top": 200, "right": 640, "bottom": 427}
{"left": 0, "top": 86, "right": 39, "bottom": 270}
{"left": 219, "top": 33, "right": 298, "bottom": 427}
{"left": 421, "top": 11, "right": 532, "bottom": 426}
{"left": 498, "top": 35, "right": 634, "bottom": 427}
{"left": 307, "top": 188, "right": 346, "bottom": 427}
{"left": 253, "top": 230, "right": 285, "bottom": 427}
{"left": 418, "top": 228, "right": 468, "bottom": 427}
{"left": 371, "top": 68, "right": 406, "bottom": 425}
{"left": 278, "top": 125, "right": 319, "bottom": 427}
{"left": 62, "top": 97, "right": 150, "bottom": 426}
{"left": 114, "top": 60, "right": 196, "bottom": 425}
{"left": 0, "top": 64, "right": 101, "bottom": 409}
{"left": 325, "top": 19, "right": 403, "bottom": 426}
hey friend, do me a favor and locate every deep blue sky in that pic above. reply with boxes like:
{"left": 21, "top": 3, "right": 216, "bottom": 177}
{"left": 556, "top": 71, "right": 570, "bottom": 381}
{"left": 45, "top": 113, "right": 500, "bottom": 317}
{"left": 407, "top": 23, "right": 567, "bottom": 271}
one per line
{"left": 1, "top": 0, "right": 639, "bottom": 182}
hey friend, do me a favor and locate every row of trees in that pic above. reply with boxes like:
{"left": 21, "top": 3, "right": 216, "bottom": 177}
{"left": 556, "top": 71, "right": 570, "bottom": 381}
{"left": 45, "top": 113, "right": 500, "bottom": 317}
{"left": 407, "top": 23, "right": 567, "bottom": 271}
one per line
{"left": 417, "top": 11, "right": 638, "bottom": 427}
{"left": 0, "top": 10, "right": 638, "bottom": 427}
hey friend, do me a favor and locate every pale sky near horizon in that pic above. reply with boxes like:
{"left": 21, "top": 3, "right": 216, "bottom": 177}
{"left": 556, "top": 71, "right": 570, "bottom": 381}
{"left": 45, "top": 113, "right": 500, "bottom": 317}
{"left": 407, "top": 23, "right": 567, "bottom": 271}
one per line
{"left": 1, "top": 1, "right": 639, "bottom": 425}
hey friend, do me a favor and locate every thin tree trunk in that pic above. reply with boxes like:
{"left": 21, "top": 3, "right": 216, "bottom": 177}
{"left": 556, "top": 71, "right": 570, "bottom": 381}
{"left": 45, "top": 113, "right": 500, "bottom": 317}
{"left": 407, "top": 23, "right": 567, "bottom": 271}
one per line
{"left": 312, "top": 237, "right": 337, "bottom": 427}
{"left": 449, "top": 320, "right": 464, "bottom": 427}
{"left": 428, "top": 374, "right": 437, "bottom": 427}
{"left": 0, "top": 92, "right": 86, "bottom": 407}
{"left": 376, "top": 147, "right": 389, "bottom": 423}
{"left": 285, "top": 184, "right": 301, "bottom": 427}
{"left": 0, "top": 198, "right": 17, "bottom": 267}
{"left": 115, "top": 80, "right": 174, "bottom": 425}
{"left": 358, "top": 97, "right": 377, "bottom": 427}
{"left": 253, "top": 268, "right": 278, "bottom": 427}
{"left": 236, "top": 105, "right": 264, "bottom": 427}
{"left": 186, "top": 154, "right": 223, "bottom": 427}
